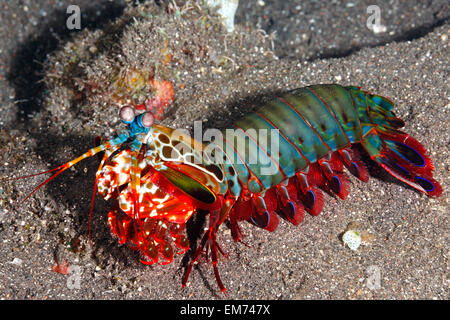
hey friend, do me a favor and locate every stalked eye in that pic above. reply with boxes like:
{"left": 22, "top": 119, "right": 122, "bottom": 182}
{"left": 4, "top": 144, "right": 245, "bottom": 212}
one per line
{"left": 141, "top": 112, "right": 155, "bottom": 128}
{"left": 120, "top": 106, "right": 135, "bottom": 124}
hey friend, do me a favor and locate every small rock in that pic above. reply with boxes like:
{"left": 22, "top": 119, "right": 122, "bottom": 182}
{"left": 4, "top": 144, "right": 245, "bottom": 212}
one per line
{"left": 10, "top": 258, "right": 23, "bottom": 266}
{"left": 342, "top": 230, "right": 361, "bottom": 251}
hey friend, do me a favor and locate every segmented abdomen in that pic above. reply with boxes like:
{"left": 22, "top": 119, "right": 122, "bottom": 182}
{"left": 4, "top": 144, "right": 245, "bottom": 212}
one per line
{"left": 217, "top": 84, "right": 362, "bottom": 195}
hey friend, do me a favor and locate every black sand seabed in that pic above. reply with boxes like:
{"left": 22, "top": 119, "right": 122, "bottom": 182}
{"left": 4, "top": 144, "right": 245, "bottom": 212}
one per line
{"left": 0, "top": 1, "right": 448, "bottom": 300}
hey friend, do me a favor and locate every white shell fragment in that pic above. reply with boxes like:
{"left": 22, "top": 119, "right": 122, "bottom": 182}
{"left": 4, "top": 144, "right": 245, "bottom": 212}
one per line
{"left": 206, "top": 0, "right": 239, "bottom": 32}
{"left": 342, "top": 230, "right": 362, "bottom": 251}
{"left": 9, "top": 258, "right": 23, "bottom": 266}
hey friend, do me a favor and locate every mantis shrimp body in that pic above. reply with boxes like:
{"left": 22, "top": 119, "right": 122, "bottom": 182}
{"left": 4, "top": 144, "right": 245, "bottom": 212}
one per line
{"left": 19, "top": 84, "right": 442, "bottom": 293}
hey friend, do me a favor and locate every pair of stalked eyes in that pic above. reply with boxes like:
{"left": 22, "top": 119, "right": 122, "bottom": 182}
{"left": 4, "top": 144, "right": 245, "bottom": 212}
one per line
{"left": 119, "top": 106, "right": 155, "bottom": 128}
